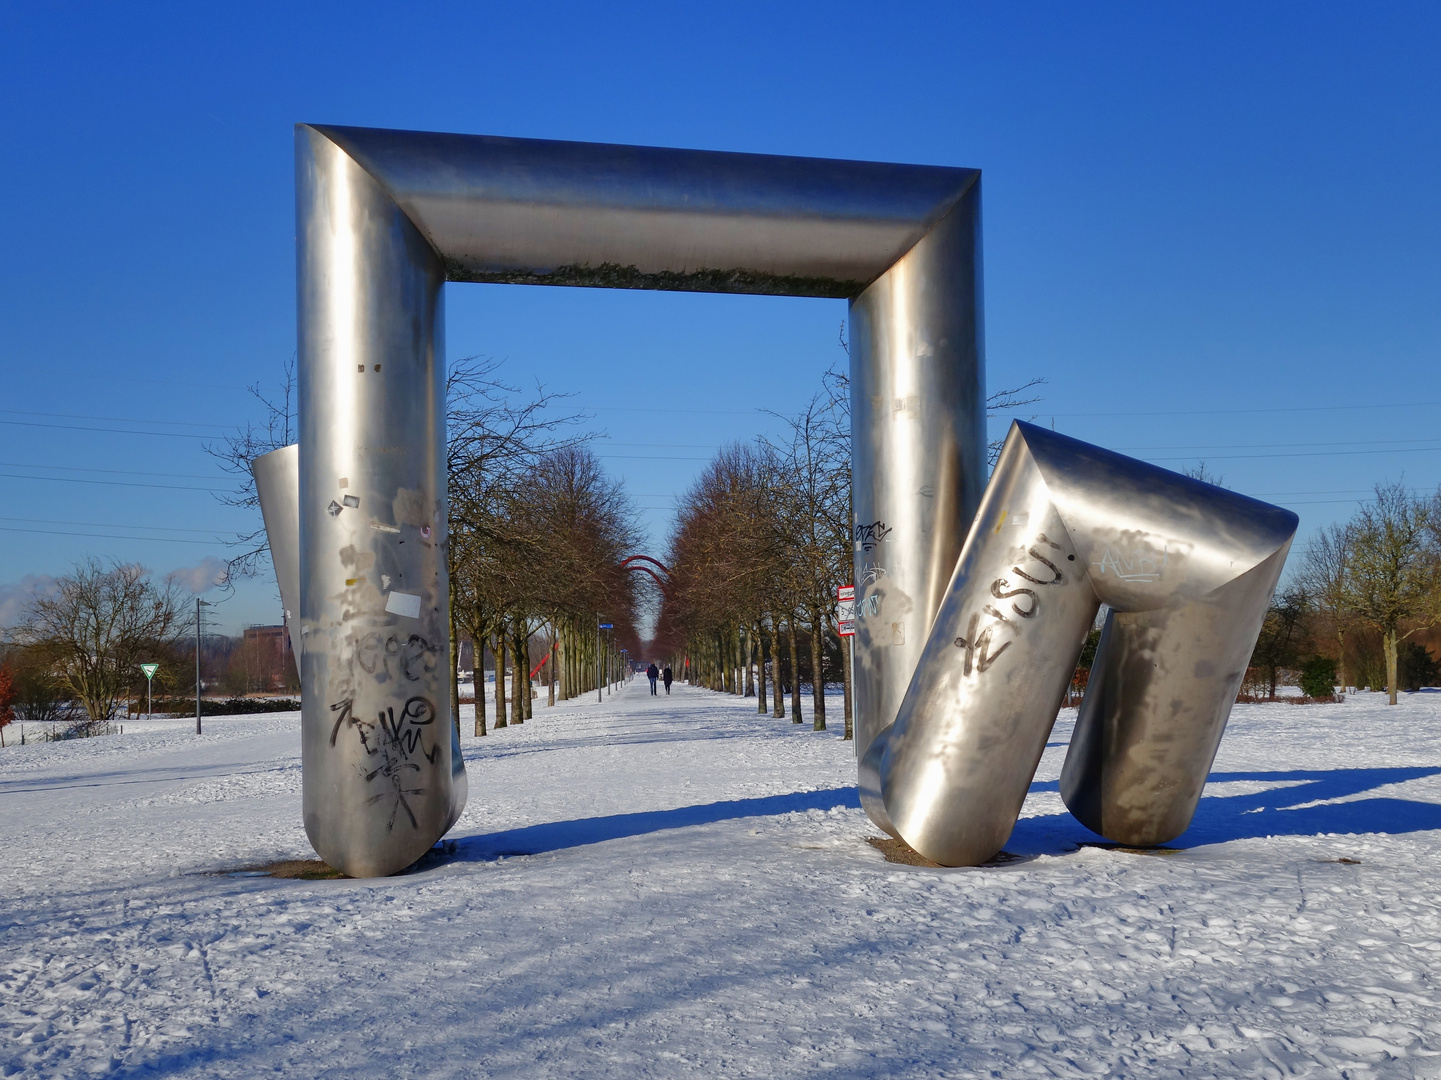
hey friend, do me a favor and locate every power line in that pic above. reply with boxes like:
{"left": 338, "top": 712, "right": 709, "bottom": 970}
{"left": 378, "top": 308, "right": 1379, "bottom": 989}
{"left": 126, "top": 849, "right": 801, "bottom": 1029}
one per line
{"left": 598, "top": 440, "right": 726, "bottom": 449}
{"left": 0, "top": 408, "right": 231, "bottom": 431}
{"left": 0, "top": 461, "right": 228, "bottom": 481}
{"left": 1118, "top": 437, "right": 1441, "bottom": 453}
{"left": 1019, "top": 400, "right": 1441, "bottom": 420}
{"left": 0, "top": 525, "right": 219, "bottom": 546}
{"left": 596, "top": 453, "right": 714, "bottom": 462}
{"left": 1145, "top": 445, "right": 1441, "bottom": 463}
{"left": 0, "top": 472, "right": 217, "bottom": 492}
{"left": 586, "top": 405, "right": 762, "bottom": 416}
{"left": 0, "top": 515, "right": 223, "bottom": 535}
{"left": 1245, "top": 486, "right": 1432, "bottom": 498}
{"left": 0, "top": 418, "right": 214, "bottom": 440}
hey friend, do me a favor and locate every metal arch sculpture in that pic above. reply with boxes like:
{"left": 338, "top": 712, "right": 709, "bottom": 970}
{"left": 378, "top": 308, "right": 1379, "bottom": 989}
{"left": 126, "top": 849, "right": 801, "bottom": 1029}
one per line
{"left": 621, "top": 555, "right": 672, "bottom": 595}
{"left": 859, "top": 422, "right": 1298, "bottom": 866}
{"left": 257, "top": 124, "right": 1296, "bottom": 876}
{"left": 268, "top": 125, "right": 985, "bottom": 877}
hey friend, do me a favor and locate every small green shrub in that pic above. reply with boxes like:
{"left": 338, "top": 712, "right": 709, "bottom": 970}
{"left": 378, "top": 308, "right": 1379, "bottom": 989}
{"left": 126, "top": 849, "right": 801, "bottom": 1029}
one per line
{"left": 1399, "top": 642, "right": 1441, "bottom": 692}
{"left": 1298, "top": 656, "right": 1337, "bottom": 699}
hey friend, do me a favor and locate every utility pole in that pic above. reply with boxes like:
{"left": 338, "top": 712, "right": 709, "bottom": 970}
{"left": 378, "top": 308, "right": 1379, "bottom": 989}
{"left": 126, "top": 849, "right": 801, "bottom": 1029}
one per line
{"left": 195, "top": 597, "right": 203, "bottom": 735}
{"left": 597, "top": 620, "right": 613, "bottom": 703}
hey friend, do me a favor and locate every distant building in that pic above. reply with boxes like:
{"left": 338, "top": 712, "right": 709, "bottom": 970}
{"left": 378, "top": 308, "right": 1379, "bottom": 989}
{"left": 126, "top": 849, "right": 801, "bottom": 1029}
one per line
{"left": 241, "top": 625, "right": 296, "bottom": 690}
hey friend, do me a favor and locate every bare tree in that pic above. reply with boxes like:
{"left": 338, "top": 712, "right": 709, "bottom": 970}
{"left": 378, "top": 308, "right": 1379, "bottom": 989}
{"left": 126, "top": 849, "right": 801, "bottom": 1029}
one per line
{"left": 205, "top": 357, "right": 298, "bottom": 579}
{"left": 10, "top": 560, "right": 186, "bottom": 729}
{"left": 1297, "top": 522, "right": 1354, "bottom": 690}
{"left": 767, "top": 392, "right": 851, "bottom": 731}
{"left": 1343, "top": 482, "right": 1441, "bottom": 704}
{"left": 1181, "top": 462, "right": 1227, "bottom": 487}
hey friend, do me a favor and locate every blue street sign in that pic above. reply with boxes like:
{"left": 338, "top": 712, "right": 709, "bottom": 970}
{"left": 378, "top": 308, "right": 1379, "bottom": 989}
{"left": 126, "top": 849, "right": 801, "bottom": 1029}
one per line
{"left": 598, "top": 623, "right": 613, "bottom": 629}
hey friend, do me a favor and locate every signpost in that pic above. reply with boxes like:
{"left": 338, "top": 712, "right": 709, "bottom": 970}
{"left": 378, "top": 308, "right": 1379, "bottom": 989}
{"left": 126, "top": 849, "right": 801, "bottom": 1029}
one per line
{"left": 837, "top": 585, "right": 856, "bottom": 637}
{"left": 140, "top": 663, "right": 159, "bottom": 720}
{"left": 838, "top": 586, "right": 856, "bottom": 734}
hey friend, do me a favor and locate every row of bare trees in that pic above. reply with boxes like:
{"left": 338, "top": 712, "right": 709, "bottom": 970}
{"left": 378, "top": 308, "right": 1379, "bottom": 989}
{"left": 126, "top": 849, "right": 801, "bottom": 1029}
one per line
{"left": 655, "top": 368, "right": 853, "bottom": 735}
{"left": 654, "top": 355, "right": 1046, "bottom": 736}
{"left": 447, "top": 360, "right": 641, "bottom": 734}
{"left": 203, "top": 356, "right": 644, "bottom": 737}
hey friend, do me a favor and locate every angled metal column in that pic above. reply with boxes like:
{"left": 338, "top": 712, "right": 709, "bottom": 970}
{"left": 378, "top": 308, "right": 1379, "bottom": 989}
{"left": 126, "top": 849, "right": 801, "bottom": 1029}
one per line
{"left": 871, "top": 422, "right": 1297, "bottom": 866}
{"left": 286, "top": 124, "right": 984, "bottom": 873}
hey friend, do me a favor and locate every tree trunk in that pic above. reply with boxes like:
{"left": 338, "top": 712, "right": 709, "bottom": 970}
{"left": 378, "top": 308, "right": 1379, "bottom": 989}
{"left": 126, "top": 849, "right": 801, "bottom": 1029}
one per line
{"left": 511, "top": 623, "right": 525, "bottom": 725}
{"left": 745, "top": 628, "right": 755, "bottom": 697}
{"left": 494, "top": 631, "right": 508, "bottom": 729}
{"left": 773, "top": 620, "right": 787, "bottom": 718}
{"left": 520, "top": 622, "right": 533, "bottom": 721}
{"left": 1386, "top": 627, "right": 1399, "bottom": 705}
{"left": 1337, "top": 626, "right": 1347, "bottom": 692}
{"left": 810, "top": 609, "right": 826, "bottom": 731}
{"left": 755, "top": 623, "right": 768, "bottom": 714}
{"left": 449, "top": 605, "right": 462, "bottom": 741}
{"left": 547, "top": 634, "right": 557, "bottom": 707}
{"left": 840, "top": 623, "right": 853, "bottom": 740}
{"left": 789, "top": 619, "right": 803, "bottom": 724}
{"left": 473, "top": 632, "right": 488, "bottom": 737}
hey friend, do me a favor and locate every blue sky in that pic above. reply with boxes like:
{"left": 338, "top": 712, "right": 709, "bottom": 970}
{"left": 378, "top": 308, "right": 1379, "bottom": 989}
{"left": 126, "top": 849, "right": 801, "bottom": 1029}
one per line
{"left": 2, "top": 2, "right": 1438, "bottom": 633}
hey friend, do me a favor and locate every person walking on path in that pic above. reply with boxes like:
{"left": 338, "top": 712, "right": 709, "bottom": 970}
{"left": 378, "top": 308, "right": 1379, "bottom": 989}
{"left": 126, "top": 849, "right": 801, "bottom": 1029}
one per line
{"left": 647, "top": 662, "right": 660, "bottom": 695}
{"left": 662, "top": 665, "right": 673, "bottom": 694}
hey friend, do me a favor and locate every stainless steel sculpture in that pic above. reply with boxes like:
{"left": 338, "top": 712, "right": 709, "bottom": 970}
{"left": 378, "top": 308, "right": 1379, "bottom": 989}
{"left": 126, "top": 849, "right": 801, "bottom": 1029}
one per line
{"left": 861, "top": 421, "right": 1298, "bottom": 866}
{"left": 276, "top": 124, "right": 986, "bottom": 876}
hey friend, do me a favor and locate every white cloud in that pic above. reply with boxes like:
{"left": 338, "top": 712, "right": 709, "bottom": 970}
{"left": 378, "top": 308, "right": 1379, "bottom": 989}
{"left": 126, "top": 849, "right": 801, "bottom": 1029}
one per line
{"left": 0, "top": 574, "right": 60, "bottom": 629}
{"left": 168, "top": 557, "right": 230, "bottom": 595}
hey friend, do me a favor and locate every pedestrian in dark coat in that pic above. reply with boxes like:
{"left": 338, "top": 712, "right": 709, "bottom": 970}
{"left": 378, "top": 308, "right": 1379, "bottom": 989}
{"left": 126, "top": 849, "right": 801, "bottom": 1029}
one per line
{"left": 662, "top": 665, "right": 673, "bottom": 694}
{"left": 647, "top": 663, "right": 660, "bottom": 695}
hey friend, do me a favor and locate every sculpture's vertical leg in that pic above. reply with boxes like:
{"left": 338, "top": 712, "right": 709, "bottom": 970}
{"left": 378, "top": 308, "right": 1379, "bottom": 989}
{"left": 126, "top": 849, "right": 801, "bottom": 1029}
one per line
{"left": 1059, "top": 544, "right": 1291, "bottom": 846}
{"left": 296, "top": 126, "right": 464, "bottom": 878}
{"left": 848, "top": 180, "right": 987, "bottom": 821}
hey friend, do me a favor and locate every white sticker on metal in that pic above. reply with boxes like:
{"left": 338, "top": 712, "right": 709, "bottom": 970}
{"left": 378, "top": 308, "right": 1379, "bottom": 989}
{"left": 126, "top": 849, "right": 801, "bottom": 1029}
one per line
{"left": 384, "top": 591, "right": 423, "bottom": 619}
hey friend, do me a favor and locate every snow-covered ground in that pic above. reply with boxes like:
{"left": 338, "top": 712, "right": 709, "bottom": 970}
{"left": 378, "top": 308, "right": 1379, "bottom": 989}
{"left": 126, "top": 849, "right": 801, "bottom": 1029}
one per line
{"left": 3, "top": 682, "right": 1441, "bottom": 1078}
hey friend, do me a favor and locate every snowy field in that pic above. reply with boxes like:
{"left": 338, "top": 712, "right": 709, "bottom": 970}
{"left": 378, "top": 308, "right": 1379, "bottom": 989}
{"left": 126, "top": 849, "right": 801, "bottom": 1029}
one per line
{"left": 3, "top": 682, "right": 1441, "bottom": 1078}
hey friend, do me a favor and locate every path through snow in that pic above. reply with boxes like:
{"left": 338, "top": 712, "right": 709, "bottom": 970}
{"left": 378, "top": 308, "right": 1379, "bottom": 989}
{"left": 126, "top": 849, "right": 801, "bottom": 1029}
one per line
{"left": 3, "top": 681, "right": 1441, "bottom": 1077}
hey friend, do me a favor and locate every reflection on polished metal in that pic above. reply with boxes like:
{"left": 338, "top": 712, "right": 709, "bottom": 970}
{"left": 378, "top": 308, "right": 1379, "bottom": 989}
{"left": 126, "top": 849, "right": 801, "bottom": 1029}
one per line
{"left": 287, "top": 124, "right": 985, "bottom": 874}
{"left": 867, "top": 422, "right": 1298, "bottom": 867}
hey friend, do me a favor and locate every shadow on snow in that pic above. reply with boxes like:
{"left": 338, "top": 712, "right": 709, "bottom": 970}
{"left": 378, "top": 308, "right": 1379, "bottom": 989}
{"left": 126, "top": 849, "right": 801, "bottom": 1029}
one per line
{"left": 444, "top": 767, "right": 1441, "bottom": 865}
{"left": 1013, "top": 765, "right": 1441, "bottom": 855}
{"left": 445, "top": 787, "right": 860, "bottom": 863}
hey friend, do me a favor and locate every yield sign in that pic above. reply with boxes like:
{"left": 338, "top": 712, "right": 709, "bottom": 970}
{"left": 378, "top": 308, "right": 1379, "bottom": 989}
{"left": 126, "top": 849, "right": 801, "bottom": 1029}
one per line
{"left": 140, "top": 664, "right": 160, "bottom": 680}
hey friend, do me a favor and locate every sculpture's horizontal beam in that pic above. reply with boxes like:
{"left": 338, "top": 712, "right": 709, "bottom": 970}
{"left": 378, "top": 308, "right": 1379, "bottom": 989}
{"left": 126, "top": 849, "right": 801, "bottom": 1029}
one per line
{"left": 310, "top": 125, "right": 979, "bottom": 297}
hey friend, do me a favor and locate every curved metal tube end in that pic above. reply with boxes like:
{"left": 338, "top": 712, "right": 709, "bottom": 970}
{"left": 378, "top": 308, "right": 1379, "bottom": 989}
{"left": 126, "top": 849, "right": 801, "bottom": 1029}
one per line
{"left": 858, "top": 730, "right": 899, "bottom": 838}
